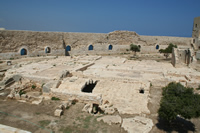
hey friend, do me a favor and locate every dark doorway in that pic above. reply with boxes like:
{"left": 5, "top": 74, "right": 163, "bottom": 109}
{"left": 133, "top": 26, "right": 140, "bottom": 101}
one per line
{"left": 66, "top": 45, "right": 71, "bottom": 51}
{"left": 45, "top": 47, "right": 51, "bottom": 53}
{"left": 20, "top": 48, "right": 27, "bottom": 55}
{"left": 81, "top": 81, "right": 97, "bottom": 93}
{"left": 88, "top": 45, "right": 93, "bottom": 50}
{"left": 139, "top": 89, "right": 144, "bottom": 94}
{"left": 108, "top": 45, "right": 113, "bottom": 50}
{"left": 156, "top": 45, "right": 159, "bottom": 50}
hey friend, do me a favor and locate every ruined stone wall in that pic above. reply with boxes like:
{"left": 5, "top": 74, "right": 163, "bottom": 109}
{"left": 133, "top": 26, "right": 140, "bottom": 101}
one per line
{"left": 192, "top": 16, "right": 200, "bottom": 50}
{"left": 0, "top": 30, "right": 192, "bottom": 59}
{"left": 172, "top": 48, "right": 196, "bottom": 67}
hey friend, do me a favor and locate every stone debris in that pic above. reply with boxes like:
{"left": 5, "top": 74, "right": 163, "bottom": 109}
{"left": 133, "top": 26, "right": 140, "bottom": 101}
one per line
{"left": 62, "top": 101, "right": 72, "bottom": 108}
{"left": 15, "top": 93, "right": 21, "bottom": 100}
{"left": 99, "top": 104, "right": 116, "bottom": 115}
{"left": 54, "top": 109, "right": 63, "bottom": 117}
{"left": 42, "top": 81, "right": 54, "bottom": 93}
{"left": 97, "top": 115, "right": 122, "bottom": 125}
{"left": 121, "top": 116, "right": 153, "bottom": 133}
{"left": 6, "top": 94, "right": 13, "bottom": 99}
{"left": 31, "top": 97, "right": 43, "bottom": 105}
{"left": 82, "top": 103, "right": 93, "bottom": 113}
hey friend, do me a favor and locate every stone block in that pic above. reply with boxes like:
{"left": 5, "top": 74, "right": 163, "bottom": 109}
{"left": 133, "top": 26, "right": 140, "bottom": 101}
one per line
{"left": 54, "top": 109, "right": 63, "bottom": 117}
{"left": 15, "top": 93, "right": 21, "bottom": 100}
{"left": 42, "top": 81, "right": 54, "bottom": 93}
{"left": 59, "top": 70, "right": 70, "bottom": 79}
{"left": 7, "top": 94, "right": 14, "bottom": 99}
{"left": 32, "top": 98, "right": 43, "bottom": 105}
{"left": 82, "top": 103, "right": 92, "bottom": 113}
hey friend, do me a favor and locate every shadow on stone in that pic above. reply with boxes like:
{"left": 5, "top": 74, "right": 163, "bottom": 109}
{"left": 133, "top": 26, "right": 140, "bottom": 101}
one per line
{"left": 81, "top": 81, "right": 97, "bottom": 93}
{"left": 156, "top": 117, "right": 195, "bottom": 133}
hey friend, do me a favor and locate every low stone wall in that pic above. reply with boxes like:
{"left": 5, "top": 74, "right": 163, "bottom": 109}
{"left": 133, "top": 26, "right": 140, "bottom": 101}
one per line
{"left": 51, "top": 89, "right": 102, "bottom": 104}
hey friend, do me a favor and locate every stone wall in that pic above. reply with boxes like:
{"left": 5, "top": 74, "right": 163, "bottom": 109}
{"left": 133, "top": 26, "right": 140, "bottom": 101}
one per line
{"left": 192, "top": 16, "right": 200, "bottom": 49}
{"left": 0, "top": 30, "right": 192, "bottom": 59}
{"left": 172, "top": 48, "right": 196, "bottom": 67}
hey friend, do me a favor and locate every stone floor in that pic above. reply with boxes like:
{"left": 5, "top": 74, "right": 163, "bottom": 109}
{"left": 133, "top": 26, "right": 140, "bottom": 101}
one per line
{"left": 3, "top": 55, "right": 200, "bottom": 116}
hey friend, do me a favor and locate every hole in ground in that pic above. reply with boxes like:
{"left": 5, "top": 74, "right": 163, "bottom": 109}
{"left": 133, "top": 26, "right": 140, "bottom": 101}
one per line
{"left": 139, "top": 89, "right": 144, "bottom": 94}
{"left": 92, "top": 104, "right": 104, "bottom": 114}
{"left": 81, "top": 80, "right": 97, "bottom": 93}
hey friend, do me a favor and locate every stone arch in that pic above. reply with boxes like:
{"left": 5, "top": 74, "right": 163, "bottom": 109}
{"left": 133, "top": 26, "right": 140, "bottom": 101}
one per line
{"left": 156, "top": 44, "right": 159, "bottom": 50}
{"left": 108, "top": 44, "right": 113, "bottom": 50}
{"left": 45, "top": 46, "right": 51, "bottom": 53}
{"left": 20, "top": 48, "right": 27, "bottom": 55}
{"left": 66, "top": 45, "right": 71, "bottom": 51}
{"left": 88, "top": 45, "right": 93, "bottom": 51}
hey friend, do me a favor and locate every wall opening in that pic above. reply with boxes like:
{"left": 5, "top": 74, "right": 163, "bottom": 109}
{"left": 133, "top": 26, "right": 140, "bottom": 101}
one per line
{"left": 45, "top": 47, "right": 51, "bottom": 53}
{"left": 195, "top": 24, "right": 197, "bottom": 28}
{"left": 156, "top": 45, "right": 159, "bottom": 50}
{"left": 193, "top": 39, "right": 195, "bottom": 43}
{"left": 138, "top": 45, "right": 141, "bottom": 49}
{"left": 20, "top": 48, "right": 27, "bottom": 55}
{"left": 88, "top": 45, "right": 93, "bottom": 51}
{"left": 108, "top": 45, "right": 113, "bottom": 50}
{"left": 81, "top": 80, "right": 97, "bottom": 93}
{"left": 139, "top": 88, "right": 144, "bottom": 94}
{"left": 66, "top": 45, "right": 71, "bottom": 51}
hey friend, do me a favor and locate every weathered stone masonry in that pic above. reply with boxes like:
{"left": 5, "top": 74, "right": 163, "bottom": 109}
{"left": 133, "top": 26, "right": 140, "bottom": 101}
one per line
{"left": 0, "top": 30, "right": 192, "bottom": 59}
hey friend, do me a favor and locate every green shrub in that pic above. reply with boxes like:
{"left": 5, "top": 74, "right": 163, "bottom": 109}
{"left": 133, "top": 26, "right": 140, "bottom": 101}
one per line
{"left": 72, "top": 99, "right": 78, "bottom": 105}
{"left": 150, "top": 82, "right": 152, "bottom": 87}
{"left": 19, "top": 90, "right": 26, "bottom": 96}
{"left": 51, "top": 97, "right": 60, "bottom": 100}
{"left": 32, "top": 85, "right": 36, "bottom": 89}
{"left": 158, "top": 82, "right": 200, "bottom": 123}
{"left": 130, "top": 44, "right": 140, "bottom": 56}
{"left": 159, "top": 43, "right": 177, "bottom": 59}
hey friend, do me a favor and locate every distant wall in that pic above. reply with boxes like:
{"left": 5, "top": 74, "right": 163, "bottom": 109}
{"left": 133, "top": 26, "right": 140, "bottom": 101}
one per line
{"left": 0, "top": 30, "right": 192, "bottom": 59}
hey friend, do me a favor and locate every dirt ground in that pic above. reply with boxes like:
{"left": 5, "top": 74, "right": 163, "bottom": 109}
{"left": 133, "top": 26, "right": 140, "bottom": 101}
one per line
{"left": 0, "top": 95, "right": 126, "bottom": 133}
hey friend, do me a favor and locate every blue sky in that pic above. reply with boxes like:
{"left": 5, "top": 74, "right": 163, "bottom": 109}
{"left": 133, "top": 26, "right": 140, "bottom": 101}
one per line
{"left": 0, "top": 0, "right": 200, "bottom": 37}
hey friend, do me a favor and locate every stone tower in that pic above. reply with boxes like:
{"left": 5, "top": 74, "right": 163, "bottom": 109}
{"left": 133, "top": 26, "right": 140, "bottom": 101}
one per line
{"left": 192, "top": 16, "right": 200, "bottom": 49}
